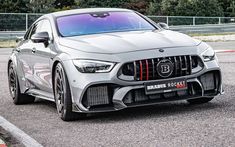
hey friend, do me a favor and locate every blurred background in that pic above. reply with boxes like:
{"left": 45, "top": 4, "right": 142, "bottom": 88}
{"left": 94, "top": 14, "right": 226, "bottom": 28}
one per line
{"left": 1, "top": 0, "right": 235, "bottom": 47}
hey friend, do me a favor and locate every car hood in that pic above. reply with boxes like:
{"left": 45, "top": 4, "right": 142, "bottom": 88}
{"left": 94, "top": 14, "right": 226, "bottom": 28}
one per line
{"left": 58, "top": 30, "right": 201, "bottom": 54}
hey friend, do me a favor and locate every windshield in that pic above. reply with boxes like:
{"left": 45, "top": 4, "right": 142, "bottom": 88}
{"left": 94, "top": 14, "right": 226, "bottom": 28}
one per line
{"left": 56, "top": 11, "right": 156, "bottom": 37}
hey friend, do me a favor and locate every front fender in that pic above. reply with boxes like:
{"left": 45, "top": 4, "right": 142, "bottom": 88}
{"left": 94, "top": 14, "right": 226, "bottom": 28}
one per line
{"left": 51, "top": 52, "right": 76, "bottom": 103}
{"left": 8, "top": 51, "right": 28, "bottom": 94}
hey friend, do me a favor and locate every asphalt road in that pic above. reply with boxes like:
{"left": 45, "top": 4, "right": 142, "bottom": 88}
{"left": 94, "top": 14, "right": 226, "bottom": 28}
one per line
{"left": 207, "top": 41, "right": 235, "bottom": 50}
{"left": 0, "top": 42, "right": 235, "bottom": 147}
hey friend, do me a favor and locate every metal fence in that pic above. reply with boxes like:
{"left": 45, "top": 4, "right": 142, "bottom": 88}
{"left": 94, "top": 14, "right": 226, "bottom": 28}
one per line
{"left": 1, "top": 13, "right": 235, "bottom": 32}
{"left": 0, "top": 13, "right": 42, "bottom": 31}
{"left": 148, "top": 16, "right": 235, "bottom": 26}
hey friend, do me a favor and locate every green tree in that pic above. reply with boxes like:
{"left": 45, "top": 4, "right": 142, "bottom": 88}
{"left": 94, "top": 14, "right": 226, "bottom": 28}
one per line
{"left": 76, "top": 0, "right": 150, "bottom": 14}
{"left": 227, "top": 0, "right": 235, "bottom": 16}
{"left": 0, "top": 0, "right": 30, "bottom": 13}
{"left": 28, "top": 0, "right": 56, "bottom": 13}
{"left": 124, "top": 0, "right": 149, "bottom": 14}
{"left": 161, "top": 0, "right": 223, "bottom": 16}
{"left": 0, "top": 0, "right": 233, "bottom": 17}
{"left": 218, "top": 0, "right": 230, "bottom": 16}
{"left": 76, "top": 0, "right": 128, "bottom": 8}
{"left": 161, "top": 0, "right": 179, "bottom": 16}
{"left": 54, "top": 0, "right": 76, "bottom": 9}
{"left": 175, "top": 0, "right": 195, "bottom": 16}
{"left": 193, "top": 0, "right": 223, "bottom": 16}
{"left": 146, "top": 0, "right": 162, "bottom": 15}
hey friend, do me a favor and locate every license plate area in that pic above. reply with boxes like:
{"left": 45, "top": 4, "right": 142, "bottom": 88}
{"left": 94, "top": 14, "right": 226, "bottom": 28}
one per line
{"left": 145, "top": 78, "right": 187, "bottom": 95}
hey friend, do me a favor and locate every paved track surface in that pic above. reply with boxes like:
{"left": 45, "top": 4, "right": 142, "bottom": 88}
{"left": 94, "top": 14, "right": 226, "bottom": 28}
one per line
{"left": 0, "top": 42, "right": 235, "bottom": 147}
{"left": 207, "top": 41, "right": 235, "bottom": 50}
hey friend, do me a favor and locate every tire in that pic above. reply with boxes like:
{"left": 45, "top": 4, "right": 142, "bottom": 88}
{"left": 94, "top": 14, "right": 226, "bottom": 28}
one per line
{"left": 54, "top": 63, "right": 86, "bottom": 121}
{"left": 187, "top": 97, "right": 214, "bottom": 105}
{"left": 8, "top": 62, "right": 35, "bottom": 104}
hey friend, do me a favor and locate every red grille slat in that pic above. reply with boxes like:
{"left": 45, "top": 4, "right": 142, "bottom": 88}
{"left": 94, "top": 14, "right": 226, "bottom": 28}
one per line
{"left": 139, "top": 61, "right": 143, "bottom": 81}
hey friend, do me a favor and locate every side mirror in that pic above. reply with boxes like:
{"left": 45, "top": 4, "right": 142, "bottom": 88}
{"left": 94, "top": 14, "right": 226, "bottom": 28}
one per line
{"left": 31, "top": 32, "right": 50, "bottom": 44}
{"left": 158, "top": 22, "right": 170, "bottom": 30}
{"left": 16, "top": 36, "right": 23, "bottom": 43}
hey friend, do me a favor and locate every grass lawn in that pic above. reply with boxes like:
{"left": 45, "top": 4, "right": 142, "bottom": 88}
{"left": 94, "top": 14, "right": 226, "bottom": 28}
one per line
{"left": 189, "top": 32, "right": 235, "bottom": 37}
{"left": 0, "top": 40, "right": 17, "bottom": 48}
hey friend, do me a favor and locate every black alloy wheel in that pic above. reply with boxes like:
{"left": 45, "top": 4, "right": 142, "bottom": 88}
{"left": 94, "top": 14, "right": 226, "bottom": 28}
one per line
{"left": 8, "top": 62, "right": 35, "bottom": 104}
{"left": 54, "top": 63, "right": 86, "bottom": 121}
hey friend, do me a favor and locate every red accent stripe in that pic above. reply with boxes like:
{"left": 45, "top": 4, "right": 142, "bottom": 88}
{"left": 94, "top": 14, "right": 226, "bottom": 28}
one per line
{"left": 215, "top": 50, "right": 235, "bottom": 53}
{"left": 146, "top": 60, "right": 149, "bottom": 80}
{"left": 139, "top": 61, "right": 143, "bottom": 81}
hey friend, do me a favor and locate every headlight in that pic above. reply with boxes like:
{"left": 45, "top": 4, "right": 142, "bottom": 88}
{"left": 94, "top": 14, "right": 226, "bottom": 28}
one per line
{"left": 73, "top": 60, "right": 115, "bottom": 73}
{"left": 202, "top": 47, "right": 215, "bottom": 62}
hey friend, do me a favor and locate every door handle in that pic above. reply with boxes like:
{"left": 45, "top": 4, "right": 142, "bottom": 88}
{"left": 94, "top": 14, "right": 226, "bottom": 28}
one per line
{"left": 32, "top": 48, "right": 36, "bottom": 53}
{"left": 15, "top": 48, "right": 20, "bottom": 52}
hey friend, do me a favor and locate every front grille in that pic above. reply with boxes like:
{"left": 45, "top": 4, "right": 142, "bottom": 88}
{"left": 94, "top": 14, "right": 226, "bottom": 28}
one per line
{"left": 121, "top": 55, "right": 202, "bottom": 81}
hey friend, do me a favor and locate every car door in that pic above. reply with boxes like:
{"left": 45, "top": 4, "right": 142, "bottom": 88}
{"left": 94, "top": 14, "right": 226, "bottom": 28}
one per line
{"left": 16, "top": 26, "right": 36, "bottom": 92}
{"left": 29, "top": 19, "right": 54, "bottom": 94}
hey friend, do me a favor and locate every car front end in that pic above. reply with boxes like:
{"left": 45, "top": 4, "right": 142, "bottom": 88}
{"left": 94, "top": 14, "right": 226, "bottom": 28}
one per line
{"left": 60, "top": 39, "right": 222, "bottom": 113}
{"left": 52, "top": 9, "right": 223, "bottom": 114}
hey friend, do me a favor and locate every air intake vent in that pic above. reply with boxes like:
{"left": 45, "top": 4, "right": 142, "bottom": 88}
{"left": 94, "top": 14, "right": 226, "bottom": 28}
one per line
{"left": 82, "top": 86, "right": 110, "bottom": 108}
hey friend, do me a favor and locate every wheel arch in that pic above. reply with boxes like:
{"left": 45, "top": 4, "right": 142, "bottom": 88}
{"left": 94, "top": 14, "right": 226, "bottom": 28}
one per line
{"left": 51, "top": 52, "right": 77, "bottom": 103}
{"left": 51, "top": 59, "right": 76, "bottom": 104}
{"left": 7, "top": 55, "right": 25, "bottom": 94}
{"left": 51, "top": 60, "right": 60, "bottom": 96}
{"left": 7, "top": 54, "right": 18, "bottom": 74}
{"left": 7, "top": 59, "right": 13, "bottom": 74}
{"left": 7, "top": 55, "right": 20, "bottom": 83}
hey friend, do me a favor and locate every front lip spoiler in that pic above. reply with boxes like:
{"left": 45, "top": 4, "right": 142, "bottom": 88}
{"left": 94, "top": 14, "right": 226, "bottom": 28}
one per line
{"left": 72, "top": 95, "right": 219, "bottom": 114}
{"left": 220, "top": 84, "right": 225, "bottom": 95}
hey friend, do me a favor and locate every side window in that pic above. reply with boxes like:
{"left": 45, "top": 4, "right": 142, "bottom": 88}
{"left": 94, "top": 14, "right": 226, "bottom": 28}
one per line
{"left": 40, "top": 19, "right": 53, "bottom": 39}
{"left": 29, "top": 20, "right": 43, "bottom": 39}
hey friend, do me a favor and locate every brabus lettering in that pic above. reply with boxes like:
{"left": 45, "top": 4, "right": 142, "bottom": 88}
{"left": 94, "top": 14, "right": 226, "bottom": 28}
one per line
{"left": 147, "top": 84, "right": 167, "bottom": 90}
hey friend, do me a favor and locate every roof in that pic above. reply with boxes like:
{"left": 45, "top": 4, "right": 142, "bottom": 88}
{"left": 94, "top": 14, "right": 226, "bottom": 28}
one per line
{"left": 50, "top": 8, "right": 132, "bottom": 17}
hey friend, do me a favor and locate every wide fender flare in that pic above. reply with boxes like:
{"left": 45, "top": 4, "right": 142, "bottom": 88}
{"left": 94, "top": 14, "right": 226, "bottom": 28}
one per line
{"left": 51, "top": 53, "right": 77, "bottom": 103}
{"left": 8, "top": 53, "right": 27, "bottom": 93}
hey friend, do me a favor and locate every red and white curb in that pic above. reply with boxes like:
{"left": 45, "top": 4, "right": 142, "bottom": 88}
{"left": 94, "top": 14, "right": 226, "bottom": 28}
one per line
{"left": 215, "top": 50, "right": 235, "bottom": 53}
{"left": 0, "top": 116, "right": 43, "bottom": 147}
{"left": 0, "top": 138, "right": 7, "bottom": 147}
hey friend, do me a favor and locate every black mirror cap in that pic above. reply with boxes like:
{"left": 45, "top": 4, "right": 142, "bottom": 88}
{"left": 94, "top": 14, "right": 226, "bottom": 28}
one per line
{"left": 158, "top": 22, "right": 170, "bottom": 30}
{"left": 31, "top": 32, "right": 50, "bottom": 43}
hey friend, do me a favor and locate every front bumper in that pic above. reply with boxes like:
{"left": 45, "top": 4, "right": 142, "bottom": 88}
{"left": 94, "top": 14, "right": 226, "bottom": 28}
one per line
{"left": 70, "top": 67, "right": 222, "bottom": 113}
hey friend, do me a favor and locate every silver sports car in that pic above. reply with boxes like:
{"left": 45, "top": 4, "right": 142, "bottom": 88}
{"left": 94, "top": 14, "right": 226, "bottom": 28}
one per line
{"left": 8, "top": 8, "right": 223, "bottom": 121}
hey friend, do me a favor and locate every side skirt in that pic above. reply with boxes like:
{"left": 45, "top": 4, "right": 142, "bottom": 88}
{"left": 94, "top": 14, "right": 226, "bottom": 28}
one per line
{"left": 26, "top": 89, "right": 55, "bottom": 102}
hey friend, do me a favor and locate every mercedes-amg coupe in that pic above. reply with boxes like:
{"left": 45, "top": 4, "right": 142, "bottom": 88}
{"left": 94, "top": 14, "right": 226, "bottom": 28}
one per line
{"left": 8, "top": 8, "right": 223, "bottom": 121}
